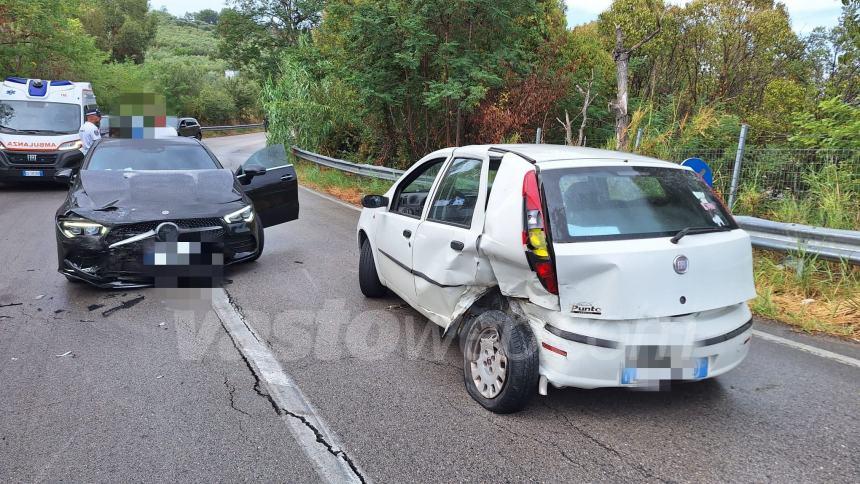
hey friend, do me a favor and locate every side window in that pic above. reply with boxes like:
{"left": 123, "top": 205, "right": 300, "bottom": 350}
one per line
{"left": 391, "top": 158, "right": 446, "bottom": 218}
{"left": 427, "top": 158, "right": 483, "bottom": 228}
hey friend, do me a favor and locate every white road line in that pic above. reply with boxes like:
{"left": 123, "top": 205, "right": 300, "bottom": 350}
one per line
{"left": 300, "top": 186, "right": 362, "bottom": 212}
{"left": 212, "top": 288, "right": 368, "bottom": 484}
{"left": 753, "top": 330, "right": 860, "bottom": 369}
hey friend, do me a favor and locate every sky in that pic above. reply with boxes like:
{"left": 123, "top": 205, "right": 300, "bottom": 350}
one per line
{"left": 154, "top": 0, "right": 844, "bottom": 35}
{"left": 565, "top": 0, "right": 844, "bottom": 34}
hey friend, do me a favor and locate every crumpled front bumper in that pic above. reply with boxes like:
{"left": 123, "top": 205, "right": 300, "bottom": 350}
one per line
{"left": 522, "top": 302, "right": 753, "bottom": 389}
{"left": 56, "top": 220, "right": 261, "bottom": 288}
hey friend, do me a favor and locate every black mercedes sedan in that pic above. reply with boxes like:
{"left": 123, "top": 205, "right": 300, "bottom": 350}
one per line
{"left": 54, "top": 137, "right": 299, "bottom": 288}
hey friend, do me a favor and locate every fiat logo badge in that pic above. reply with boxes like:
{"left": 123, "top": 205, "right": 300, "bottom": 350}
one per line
{"left": 674, "top": 255, "right": 689, "bottom": 274}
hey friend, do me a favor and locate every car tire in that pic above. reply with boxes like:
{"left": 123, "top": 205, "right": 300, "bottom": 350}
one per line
{"left": 461, "top": 310, "right": 539, "bottom": 414}
{"left": 246, "top": 228, "right": 265, "bottom": 262}
{"left": 359, "top": 239, "right": 386, "bottom": 297}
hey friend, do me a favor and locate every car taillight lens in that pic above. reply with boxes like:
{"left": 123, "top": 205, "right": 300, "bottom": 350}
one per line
{"left": 522, "top": 170, "right": 558, "bottom": 295}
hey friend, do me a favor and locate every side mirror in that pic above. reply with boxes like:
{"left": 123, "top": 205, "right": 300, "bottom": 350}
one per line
{"left": 243, "top": 163, "right": 267, "bottom": 177}
{"left": 362, "top": 194, "right": 389, "bottom": 209}
{"left": 54, "top": 168, "right": 73, "bottom": 184}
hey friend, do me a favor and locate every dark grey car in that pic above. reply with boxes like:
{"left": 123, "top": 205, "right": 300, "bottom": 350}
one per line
{"left": 177, "top": 117, "right": 202, "bottom": 140}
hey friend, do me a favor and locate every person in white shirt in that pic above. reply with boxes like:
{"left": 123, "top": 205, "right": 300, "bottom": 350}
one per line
{"left": 79, "top": 108, "right": 102, "bottom": 155}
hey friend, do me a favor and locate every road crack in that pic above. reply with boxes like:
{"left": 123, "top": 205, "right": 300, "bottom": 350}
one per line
{"left": 223, "top": 377, "right": 251, "bottom": 417}
{"left": 217, "top": 292, "right": 367, "bottom": 484}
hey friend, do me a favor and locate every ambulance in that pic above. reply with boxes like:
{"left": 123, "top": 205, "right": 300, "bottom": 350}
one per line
{"left": 0, "top": 77, "right": 97, "bottom": 183}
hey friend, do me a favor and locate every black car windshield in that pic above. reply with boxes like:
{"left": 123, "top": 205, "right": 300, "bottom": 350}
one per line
{"left": 87, "top": 141, "right": 219, "bottom": 171}
{"left": 0, "top": 101, "right": 81, "bottom": 134}
{"left": 542, "top": 165, "right": 736, "bottom": 242}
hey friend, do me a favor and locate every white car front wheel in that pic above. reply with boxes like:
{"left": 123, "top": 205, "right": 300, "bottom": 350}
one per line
{"left": 461, "top": 310, "right": 539, "bottom": 413}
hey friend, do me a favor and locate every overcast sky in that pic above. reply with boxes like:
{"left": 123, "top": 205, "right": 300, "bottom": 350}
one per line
{"left": 153, "top": 0, "right": 843, "bottom": 35}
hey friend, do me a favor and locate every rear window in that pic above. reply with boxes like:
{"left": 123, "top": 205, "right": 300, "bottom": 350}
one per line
{"left": 87, "top": 142, "right": 219, "bottom": 171}
{"left": 542, "top": 166, "right": 735, "bottom": 242}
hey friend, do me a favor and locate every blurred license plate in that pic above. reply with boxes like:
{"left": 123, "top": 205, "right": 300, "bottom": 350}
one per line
{"left": 621, "top": 345, "right": 709, "bottom": 384}
{"left": 22, "top": 170, "right": 44, "bottom": 177}
{"left": 144, "top": 242, "right": 224, "bottom": 266}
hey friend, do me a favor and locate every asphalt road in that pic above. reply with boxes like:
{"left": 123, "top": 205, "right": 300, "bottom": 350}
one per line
{"left": 1, "top": 132, "right": 858, "bottom": 483}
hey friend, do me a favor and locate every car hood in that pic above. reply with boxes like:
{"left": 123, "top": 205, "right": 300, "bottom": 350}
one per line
{"left": 65, "top": 169, "right": 245, "bottom": 223}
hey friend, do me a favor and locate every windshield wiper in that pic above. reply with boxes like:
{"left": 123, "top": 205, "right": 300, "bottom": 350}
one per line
{"left": 670, "top": 226, "right": 732, "bottom": 244}
{"left": 0, "top": 125, "right": 21, "bottom": 133}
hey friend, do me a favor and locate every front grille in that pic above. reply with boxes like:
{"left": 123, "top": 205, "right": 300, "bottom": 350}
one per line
{"left": 5, "top": 152, "right": 59, "bottom": 165}
{"left": 106, "top": 218, "right": 224, "bottom": 245}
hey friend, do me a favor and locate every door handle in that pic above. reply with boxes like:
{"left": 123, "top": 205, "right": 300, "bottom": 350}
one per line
{"left": 281, "top": 174, "right": 296, "bottom": 182}
{"left": 450, "top": 240, "right": 465, "bottom": 251}
{"left": 402, "top": 230, "right": 412, "bottom": 238}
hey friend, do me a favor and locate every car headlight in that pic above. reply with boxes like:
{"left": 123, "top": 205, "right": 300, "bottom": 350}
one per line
{"left": 57, "top": 140, "right": 83, "bottom": 151}
{"left": 58, "top": 219, "right": 108, "bottom": 238}
{"left": 224, "top": 205, "right": 254, "bottom": 224}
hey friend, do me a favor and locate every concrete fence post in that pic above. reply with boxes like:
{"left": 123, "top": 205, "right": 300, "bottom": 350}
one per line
{"left": 535, "top": 127, "right": 542, "bottom": 144}
{"left": 728, "top": 123, "right": 749, "bottom": 210}
{"left": 634, "top": 128, "right": 643, "bottom": 151}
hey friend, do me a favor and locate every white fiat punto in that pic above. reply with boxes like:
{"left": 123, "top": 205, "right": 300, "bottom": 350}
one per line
{"left": 357, "top": 145, "right": 755, "bottom": 413}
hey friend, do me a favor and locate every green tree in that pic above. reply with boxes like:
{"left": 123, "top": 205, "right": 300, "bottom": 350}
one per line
{"left": 0, "top": 0, "right": 107, "bottom": 79}
{"left": 79, "top": 0, "right": 158, "bottom": 64}
{"left": 790, "top": 97, "right": 860, "bottom": 149}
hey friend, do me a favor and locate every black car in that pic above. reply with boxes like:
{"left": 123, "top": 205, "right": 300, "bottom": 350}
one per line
{"left": 54, "top": 137, "right": 299, "bottom": 288}
{"left": 177, "top": 117, "right": 202, "bottom": 140}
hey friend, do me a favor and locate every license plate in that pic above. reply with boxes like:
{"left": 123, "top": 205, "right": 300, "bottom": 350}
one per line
{"left": 621, "top": 345, "right": 709, "bottom": 384}
{"left": 22, "top": 170, "right": 44, "bottom": 177}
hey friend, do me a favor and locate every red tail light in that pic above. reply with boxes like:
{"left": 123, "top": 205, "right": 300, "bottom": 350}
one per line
{"left": 522, "top": 170, "right": 558, "bottom": 295}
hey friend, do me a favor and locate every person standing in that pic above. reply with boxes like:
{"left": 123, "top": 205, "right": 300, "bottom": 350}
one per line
{"left": 79, "top": 108, "right": 102, "bottom": 155}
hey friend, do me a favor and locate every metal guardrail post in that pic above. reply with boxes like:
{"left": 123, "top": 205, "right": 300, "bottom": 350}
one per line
{"left": 728, "top": 123, "right": 749, "bottom": 209}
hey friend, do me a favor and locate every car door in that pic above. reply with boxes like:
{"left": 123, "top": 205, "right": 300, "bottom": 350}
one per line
{"left": 410, "top": 149, "right": 495, "bottom": 327}
{"left": 236, "top": 144, "right": 300, "bottom": 227}
{"left": 373, "top": 156, "right": 447, "bottom": 304}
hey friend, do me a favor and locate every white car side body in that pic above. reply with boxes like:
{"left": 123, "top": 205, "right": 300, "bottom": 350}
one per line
{"left": 357, "top": 145, "right": 756, "bottom": 390}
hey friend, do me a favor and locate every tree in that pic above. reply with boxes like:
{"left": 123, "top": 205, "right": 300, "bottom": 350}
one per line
{"left": 0, "top": 0, "right": 107, "bottom": 79}
{"left": 79, "top": 0, "right": 158, "bottom": 63}
{"left": 217, "top": 0, "right": 326, "bottom": 78}
{"left": 604, "top": 0, "right": 662, "bottom": 150}
{"left": 193, "top": 9, "right": 219, "bottom": 25}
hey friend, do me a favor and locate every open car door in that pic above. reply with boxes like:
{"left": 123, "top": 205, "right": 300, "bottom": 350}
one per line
{"left": 236, "top": 144, "right": 300, "bottom": 228}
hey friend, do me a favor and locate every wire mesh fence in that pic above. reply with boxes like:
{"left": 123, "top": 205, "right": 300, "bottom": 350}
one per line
{"left": 665, "top": 146, "right": 859, "bottom": 229}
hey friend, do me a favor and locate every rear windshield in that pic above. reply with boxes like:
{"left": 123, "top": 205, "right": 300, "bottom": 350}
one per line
{"left": 87, "top": 142, "right": 219, "bottom": 171}
{"left": 542, "top": 166, "right": 735, "bottom": 242}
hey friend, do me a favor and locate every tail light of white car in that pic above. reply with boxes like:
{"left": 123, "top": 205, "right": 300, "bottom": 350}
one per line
{"left": 522, "top": 170, "right": 558, "bottom": 295}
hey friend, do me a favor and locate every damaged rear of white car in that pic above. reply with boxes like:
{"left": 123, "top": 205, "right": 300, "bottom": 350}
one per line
{"left": 357, "top": 145, "right": 755, "bottom": 413}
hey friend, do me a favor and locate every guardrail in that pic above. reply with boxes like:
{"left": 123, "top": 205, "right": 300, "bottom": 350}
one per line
{"left": 736, "top": 216, "right": 860, "bottom": 265}
{"left": 290, "top": 146, "right": 860, "bottom": 265}
{"left": 292, "top": 146, "right": 405, "bottom": 181}
{"left": 201, "top": 123, "right": 264, "bottom": 132}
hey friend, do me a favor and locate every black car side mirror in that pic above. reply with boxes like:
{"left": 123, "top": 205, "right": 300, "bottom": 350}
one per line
{"left": 55, "top": 168, "right": 74, "bottom": 184}
{"left": 362, "top": 194, "right": 389, "bottom": 209}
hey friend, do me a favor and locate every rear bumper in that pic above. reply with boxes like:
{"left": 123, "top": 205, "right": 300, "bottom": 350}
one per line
{"left": 524, "top": 302, "right": 753, "bottom": 389}
{"left": 0, "top": 149, "right": 84, "bottom": 182}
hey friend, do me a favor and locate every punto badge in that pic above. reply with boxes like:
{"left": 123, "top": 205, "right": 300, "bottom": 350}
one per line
{"left": 674, "top": 255, "right": 689, "bottom": 274}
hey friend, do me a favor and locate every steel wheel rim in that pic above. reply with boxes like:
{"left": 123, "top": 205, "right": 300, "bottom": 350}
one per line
{"left": 468, "top": 326, "right": 508, "bottom": 399}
